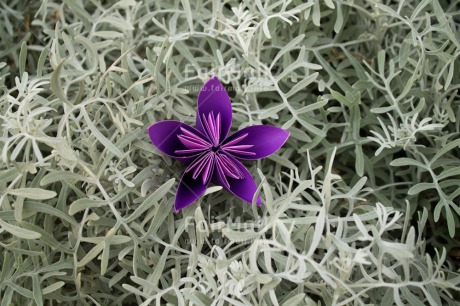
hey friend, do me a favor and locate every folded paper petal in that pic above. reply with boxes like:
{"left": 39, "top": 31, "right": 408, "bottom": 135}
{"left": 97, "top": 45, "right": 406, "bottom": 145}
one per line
{"left": 148, "top": 120, "right": 208, "bottom": 164}
{"left": 223, "top": 125, "right": 290, "bottom": 160}
{"left": 175, "top": 170, "right": 210, "bottom": 212}
{"left": 196, "top": 77, "right": 232, "bottom": 143}
{"left": 214, "top": 153, "right": 262, "bottom": 205}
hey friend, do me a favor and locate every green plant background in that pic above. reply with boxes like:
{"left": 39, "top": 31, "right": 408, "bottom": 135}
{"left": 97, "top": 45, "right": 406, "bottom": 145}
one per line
{"left": 1, "top": 0, "right": 459, "bottom": 305}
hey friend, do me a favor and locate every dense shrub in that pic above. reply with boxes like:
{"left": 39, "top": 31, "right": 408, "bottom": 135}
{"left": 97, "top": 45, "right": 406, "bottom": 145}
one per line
{"left": 1, "top": 0, "right": 459, "bottom": 305}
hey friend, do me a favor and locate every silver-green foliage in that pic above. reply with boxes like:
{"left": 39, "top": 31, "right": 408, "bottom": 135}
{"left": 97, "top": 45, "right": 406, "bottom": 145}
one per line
{"left": 0, "top": 0, "right": 459, "bottom": 305}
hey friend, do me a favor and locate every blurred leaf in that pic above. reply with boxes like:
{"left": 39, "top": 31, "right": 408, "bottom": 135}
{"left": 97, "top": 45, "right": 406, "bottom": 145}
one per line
{"left": 8, "top": 188, "right": 56, "bottom": 200}
{"left": 0, "top": 219, "right": 41, "bottom": 239}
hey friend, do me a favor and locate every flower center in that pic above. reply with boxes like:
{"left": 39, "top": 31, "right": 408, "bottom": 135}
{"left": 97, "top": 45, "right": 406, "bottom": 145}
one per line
{"left": 173, "top": 111, "right": 256, "bottom": 185}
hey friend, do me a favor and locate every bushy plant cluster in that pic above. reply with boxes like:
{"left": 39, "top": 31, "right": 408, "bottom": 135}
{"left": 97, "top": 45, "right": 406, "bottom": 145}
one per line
{"left": 1, "top": 0, "right": 459, "bottom": 305}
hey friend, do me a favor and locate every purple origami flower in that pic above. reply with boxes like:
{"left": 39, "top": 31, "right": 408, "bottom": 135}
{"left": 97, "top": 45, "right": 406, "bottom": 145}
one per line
{"left": 148, "top": 77, "right": 289, "bottom": 212}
